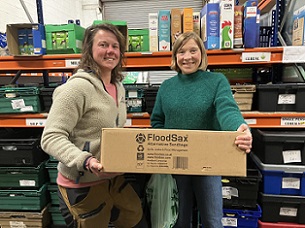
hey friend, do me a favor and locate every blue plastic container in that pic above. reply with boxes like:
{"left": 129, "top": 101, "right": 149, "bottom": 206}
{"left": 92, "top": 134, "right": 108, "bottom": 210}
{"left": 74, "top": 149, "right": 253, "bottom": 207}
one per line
{"left": 251, "top": 153, "right": 305, "bottom": 196}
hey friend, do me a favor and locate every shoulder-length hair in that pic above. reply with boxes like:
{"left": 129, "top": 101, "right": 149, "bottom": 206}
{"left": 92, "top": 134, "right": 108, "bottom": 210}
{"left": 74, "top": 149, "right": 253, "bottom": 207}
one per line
{"left": 170, "top": 31, "right": 208, "bottom": 73}
{"left": 76, "top": 23, "right": 126, "bottom": 82}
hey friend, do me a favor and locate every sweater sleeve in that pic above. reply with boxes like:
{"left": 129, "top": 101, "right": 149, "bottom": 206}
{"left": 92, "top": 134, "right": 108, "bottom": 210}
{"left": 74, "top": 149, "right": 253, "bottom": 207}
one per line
{"left": 213, "top": 74, "right": 246, "bottom": 131}
{"left": 41, "top": 79, "right": 92, "bottom": 171}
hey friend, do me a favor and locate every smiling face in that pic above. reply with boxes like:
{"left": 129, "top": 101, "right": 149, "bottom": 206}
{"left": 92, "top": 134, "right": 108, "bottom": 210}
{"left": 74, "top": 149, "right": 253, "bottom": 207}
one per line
{"left": 176, "top": 39, "right": 202, "bottom": 75}
{"left": 92, "top": 29, "right": 121, "bottom": 75}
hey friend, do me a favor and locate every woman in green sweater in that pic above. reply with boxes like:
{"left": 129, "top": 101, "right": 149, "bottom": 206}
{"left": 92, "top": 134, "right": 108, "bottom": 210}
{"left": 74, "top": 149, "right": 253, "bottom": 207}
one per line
{"left": 150, "top": 32, "right": 252, "bottom": 228}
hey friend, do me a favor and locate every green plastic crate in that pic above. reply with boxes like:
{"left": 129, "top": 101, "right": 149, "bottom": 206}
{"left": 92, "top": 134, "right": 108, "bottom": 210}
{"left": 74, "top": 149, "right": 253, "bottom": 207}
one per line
{"left": 0, "top": 184, "right": 49, "bottom": 211}
{"left": 92, "top": 20, "right": 128, "bottom": 51}
{"left": 45, "top": 24, "right": 85, "bottom": 54}
{"left": 0, "top": 162, "right": 48, "bottom": 189}
{"left": 45, "top": 160, "right": 58, "bottom": 184}
{"left": 47, "top": 184, "right": 59, "bottom": 205}
{"left": 128, "top": 29, "right": 149, "bottom": 52}
{"left": 49, "top": 206, "right": 66, "bottom": 225}
{"left": 0, "top": 87, "right": 41, "bottom": 113}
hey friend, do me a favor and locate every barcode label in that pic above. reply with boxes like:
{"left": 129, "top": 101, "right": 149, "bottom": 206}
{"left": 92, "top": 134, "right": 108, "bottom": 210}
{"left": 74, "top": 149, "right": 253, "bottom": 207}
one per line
{"left": 173, "top": 156, "right": 188, "bottom": 169}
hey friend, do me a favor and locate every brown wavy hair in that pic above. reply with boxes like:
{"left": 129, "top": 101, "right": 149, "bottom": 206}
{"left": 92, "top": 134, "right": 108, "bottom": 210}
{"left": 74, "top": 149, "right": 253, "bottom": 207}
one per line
{"left": 76, "top": 23, "right": 126, "bottom": 82}
{"left": 170, "top": 31, "right": 208, "bottom": 73}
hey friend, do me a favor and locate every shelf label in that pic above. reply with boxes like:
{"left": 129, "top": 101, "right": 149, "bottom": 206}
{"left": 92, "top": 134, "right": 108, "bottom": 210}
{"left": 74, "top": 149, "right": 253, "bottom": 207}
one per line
{"left": 65, "top": 59, "right": 81, "bottom": 67}
{"left": 283, "top": 150, "right": 301, "bottom": 164}
{"left": 282, "top": 177, "right": 300, "bottom": 189}
{"left": 25, "top": 118, "right": 46, "bottom": 126}
{"left": 281, "top": 117, "right": 305, "bottom": 126}
{"left": 279, "top": 207, "right": 298, "bottom": 217}
{"left": 124, "top": 119, "right": 132, "bottom": 127}
{"left": 222, "top": 217, "right": 237, "bottom": 227}
{"left": 282, "top": 46, "right": 305, "bottom": 63}
{"left": 241, "top": 52, "right": 271, "bottom": 62}
{"left": 19, "top": 180, "right": 36, "bottom": 187}
{"left": 245, "top": 118, "right": 257, "bottom": 125}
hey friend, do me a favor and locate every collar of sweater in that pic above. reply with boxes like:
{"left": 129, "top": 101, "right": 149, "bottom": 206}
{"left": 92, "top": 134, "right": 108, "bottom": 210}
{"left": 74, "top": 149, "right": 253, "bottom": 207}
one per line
{"left": 177, "top": 70, "right": 202, "bottom": 81}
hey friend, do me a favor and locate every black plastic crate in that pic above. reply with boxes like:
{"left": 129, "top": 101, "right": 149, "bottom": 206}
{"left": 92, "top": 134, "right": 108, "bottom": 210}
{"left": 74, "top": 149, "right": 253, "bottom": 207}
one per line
{"left": 222, "top": 169, "right": 261, "bottom": 209}
{"left": 143, "top": 86, "right": 159, "bottom": 114}
{"left": 256, "top": 83, "right": 305, "bottom": 112}
{"left": 252, "top": 129, "right": 305, "bottom": 165}
{"left": 259, "top": 192, "right": 305, "bottom": 224}
{"left": 0, "top": 129, "right": 49, "bottom": 166}
{"left": 40, "top": 87, "right": 56, "bottom": 112}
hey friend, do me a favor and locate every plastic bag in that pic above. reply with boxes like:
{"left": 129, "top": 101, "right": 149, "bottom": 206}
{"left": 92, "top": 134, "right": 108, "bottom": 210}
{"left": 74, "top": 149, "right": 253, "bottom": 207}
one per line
{"left": 146, "top": 174, "right": 179, "bottom": 228}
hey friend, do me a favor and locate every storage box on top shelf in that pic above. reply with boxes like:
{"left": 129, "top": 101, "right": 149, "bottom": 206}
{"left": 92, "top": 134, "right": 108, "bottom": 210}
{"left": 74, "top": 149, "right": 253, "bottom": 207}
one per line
{"left": 251, "top": 153, "right": 305, "bottom": 196}
{"left": 93, "top": 20, "right": 128, "bottom": 50}
{"left": 252, "top": 128, "right": 305, "bottom": 166}
{"left": 243, "top": 0, "right": 260, "bottom": 48}
{"left": 292, "top": 5, "right": 305, "bottom": 46}
{"left": 256, "top": 83, "right": 305, "bottom": 112}
{"left": 148, "top": 13, "right": 158, "bottom": 52}
{"left": 128, "top": 29, "right": 149, "bottom": 52}
{"left": 45, "top": 23, "right": 85, "bottom": 54}
{"left": 219, "top": 0, "right": 234, "bottom": 49}
{"left": 101, "top": 128, "right": 246, "bottom": 176}
{"left": 6, "top": 23, "right": 46, "bottom": 55}
{"left": 200, "top": 2, "right": 220, "bottom": 50}
{"left": 258, "top": 192, "right": 305, "bottom": 224}
{"left": 171, "top": 8, "right": 182, "bottom": 46}
{"left": 158, "top": 10, "right": 171, "bottom": 51}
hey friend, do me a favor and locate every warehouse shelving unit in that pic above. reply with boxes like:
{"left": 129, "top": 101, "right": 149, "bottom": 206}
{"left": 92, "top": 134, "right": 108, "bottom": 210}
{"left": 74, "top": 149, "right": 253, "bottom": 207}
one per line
{"left": 1, "top": 47, "right": 305, "bottom": 128}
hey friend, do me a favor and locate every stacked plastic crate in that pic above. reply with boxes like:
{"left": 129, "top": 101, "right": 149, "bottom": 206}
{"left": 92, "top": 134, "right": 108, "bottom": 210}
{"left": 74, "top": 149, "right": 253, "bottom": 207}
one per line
{"left": 45, "top": 157, "right": 66, "bottom": 227}
{"left": 251, "top": 129, "right": 305, "bottom": 227}
{"left": 124, "top": 84, "right": 148, "bottom": 113}
{"left": 220, "top": 169, "right": 262, "bottom": 228}
{"left": 0, "top": 128, "right": 50, "bottom": 228}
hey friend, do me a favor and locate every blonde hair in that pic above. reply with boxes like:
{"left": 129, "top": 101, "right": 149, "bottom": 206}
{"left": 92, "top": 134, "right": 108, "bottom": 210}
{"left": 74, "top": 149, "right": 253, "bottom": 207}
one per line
{"left": 170, "top": 32, "right": 208, "bottom": 73}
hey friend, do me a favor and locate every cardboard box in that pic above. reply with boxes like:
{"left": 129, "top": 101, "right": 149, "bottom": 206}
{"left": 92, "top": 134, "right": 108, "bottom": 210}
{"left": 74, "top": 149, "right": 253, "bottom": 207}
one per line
{"left": 158, "top": 10, "right": 171, "bottom": 51}
{"left": 292, "top": 5, "right": 305, "bottom": 46}
{"left": 148, "top": 13, "right": 159, "bottom": 52}
{"left": 183, "top": 8, "right": 194, "bottom": 33}
{"left": 200, "top": 2, "right": 220, "bottom": 50}
{"left": 101, "top": 128, "right": 246, "bottom": 176}
{"left": 219, "top": 0, "right": 234, "bottom": 49}
{"left": 170, "top": 8, "right": 182, "bottom": 46}
{"left": 7, "top": 23, "right": 46, "bottom": 55}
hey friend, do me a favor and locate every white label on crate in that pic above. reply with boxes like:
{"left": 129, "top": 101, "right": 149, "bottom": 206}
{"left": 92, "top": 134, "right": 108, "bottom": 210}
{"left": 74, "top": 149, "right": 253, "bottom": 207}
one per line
{"left": 26, "top": 118, "right": 47, "bottom": 127}
{"left": 124, "top": 119, "right": 132, "bottom": 127}
{"left": 9, "top": 221, "right": 26, "bottom": 227}
{"left": 19, "top": 180, "right": 36, "bottom": 187}
{"left": 281, "top": 117, "right": 305, "bottom": 126}
{"left": 282, "top": 177, "right": 300, "bottom": 189}
{"left": 283, "top": 46, "right": 305, "bottom": 63}
{"left": 222, "top": 186, "right": 238, "bottom": 199}
{"left": 279, "top": 207, "right": 298, "bottom": 217}
{"left": 278, "top": 94, "right": 296, "bottom": 104}
{"left": 242, "top": 52, "right": 271, "bottom": 62}
{"left": 128, "top": 91, "right": 138, "bottom": 98}
{"left": 65, "top": 59, "right": 81, "bottom": 68}
{"left": 20, "top": 106, "right": 34, "bottom": 112}
{"left": 11, "top": 99, "right": 26, "bottom": 109}
{"left": 245, "top": 118, "right": 257, "bottom": 125}
{"left": 282, "top": 150, "right": 302, "bottom": 163}
{"left": 222, "top": 217, "right": 237, "bottom": 227}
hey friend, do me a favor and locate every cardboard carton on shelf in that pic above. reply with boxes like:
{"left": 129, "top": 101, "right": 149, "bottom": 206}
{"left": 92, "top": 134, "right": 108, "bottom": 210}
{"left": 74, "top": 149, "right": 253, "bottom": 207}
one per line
{"left": 101, "top": 128, "right": 246, "bottom": 176}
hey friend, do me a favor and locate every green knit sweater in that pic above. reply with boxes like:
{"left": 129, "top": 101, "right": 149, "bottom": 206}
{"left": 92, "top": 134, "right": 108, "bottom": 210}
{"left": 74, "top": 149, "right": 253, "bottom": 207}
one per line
{"left": 150, "top": 70, "right": 246, "bottom": 131}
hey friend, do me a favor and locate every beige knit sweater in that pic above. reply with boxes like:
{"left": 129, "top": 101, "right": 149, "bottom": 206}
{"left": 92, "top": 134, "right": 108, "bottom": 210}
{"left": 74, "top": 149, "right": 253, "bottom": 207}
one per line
{"left": 41, "top": 69, "right": 126, "bottom": 183}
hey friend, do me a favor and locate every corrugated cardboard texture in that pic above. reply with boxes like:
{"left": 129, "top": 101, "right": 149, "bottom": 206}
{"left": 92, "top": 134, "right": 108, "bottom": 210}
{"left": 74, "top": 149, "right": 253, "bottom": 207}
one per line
{"left": 101, "top": 128, "right": 246, "bottom": 176}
